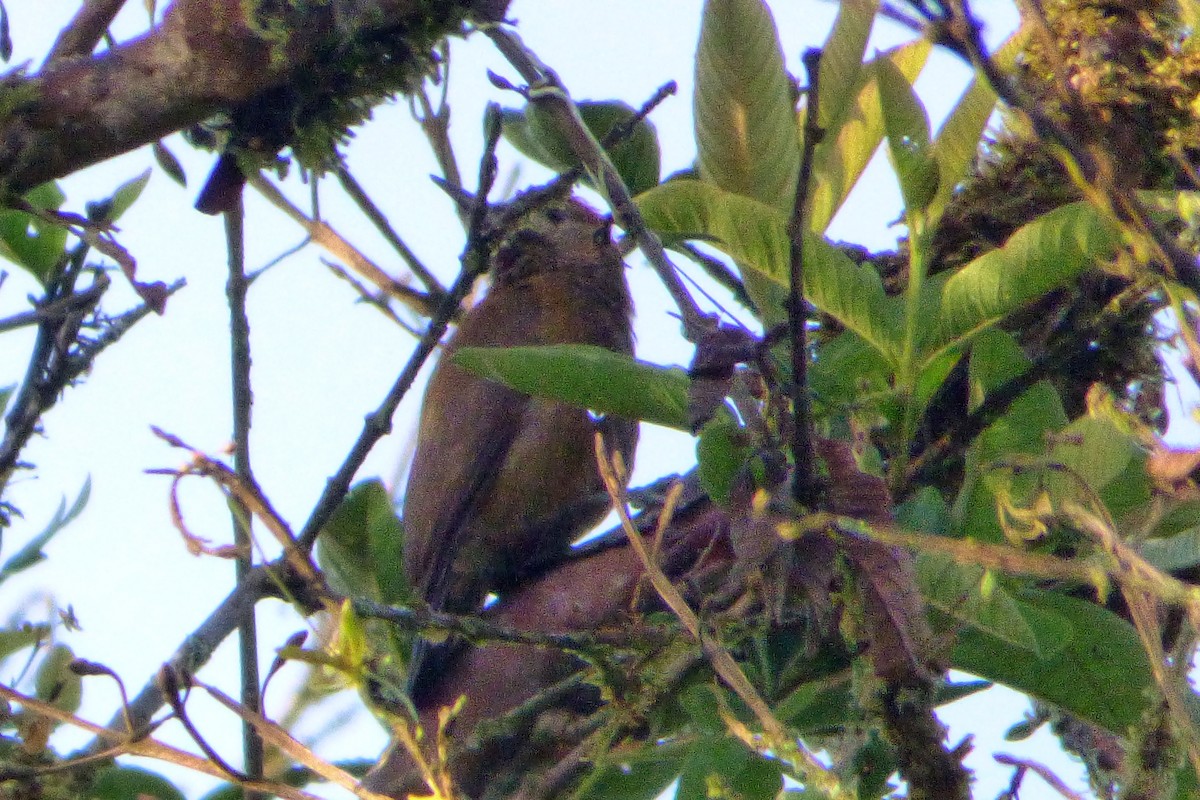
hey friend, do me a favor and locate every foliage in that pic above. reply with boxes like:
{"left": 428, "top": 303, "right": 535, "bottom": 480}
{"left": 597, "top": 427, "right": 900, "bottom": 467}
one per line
{"left": 5, "top": 1, "right": 1200, "bottom": 800}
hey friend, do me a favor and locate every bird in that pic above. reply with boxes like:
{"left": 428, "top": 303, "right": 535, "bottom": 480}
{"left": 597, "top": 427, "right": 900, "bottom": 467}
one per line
{"left": 401, "top": 197, "right": 638, "bottom": 697}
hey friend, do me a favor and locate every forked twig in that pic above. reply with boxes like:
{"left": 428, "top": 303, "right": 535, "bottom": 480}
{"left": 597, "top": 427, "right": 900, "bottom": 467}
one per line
{"left": 593, "top": 435, "right": 851, "bottom": 800}
{"left": 295, "top": 104, "right": 508, "bottom": 552}
{"left": 485, "top": 26, "right": 709, "bottom": 339}
{"left": 0, "top": 680, "right": 319, "bottom": 800}
{"left": 994, "top": 753, "right": 1086, "bottom": 800}
{"left": 248, "top": 174, "right": 438, "bottom": 316}
{"left": 196, "top": 678, "right": 394, "bottom": 800}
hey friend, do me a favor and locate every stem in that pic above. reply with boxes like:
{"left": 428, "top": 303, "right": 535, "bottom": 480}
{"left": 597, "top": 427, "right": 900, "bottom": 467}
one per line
{"left": 788, "top": 48, "right": 824, "bottom": 507}
{"left": 224, "top": 200, "right": 264, "bottom": 795}
{"left": 294, "top": 106, "right": 508, "bottom": 552}
{"left": 891, "top": 215, "right": 929, "bottom": 492}
{"left": 486, "top": 26, "right": 709, "bottom": 340}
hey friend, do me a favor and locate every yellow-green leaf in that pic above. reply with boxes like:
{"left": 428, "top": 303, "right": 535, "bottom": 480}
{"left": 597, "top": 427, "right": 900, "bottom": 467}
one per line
{"left": 694, "top": 0, "right": 799, "bottom": 213}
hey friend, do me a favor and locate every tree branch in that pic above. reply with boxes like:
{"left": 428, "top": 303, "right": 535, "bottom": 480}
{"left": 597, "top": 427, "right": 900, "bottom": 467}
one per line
{"left": 485, "top": 26, "right": 710, "bottom": 340}
{"left": 0, "top": 0, "right": 509, "bottom": 193}
{"left": 46, "top": 0, "right": 129, "bottom": 64}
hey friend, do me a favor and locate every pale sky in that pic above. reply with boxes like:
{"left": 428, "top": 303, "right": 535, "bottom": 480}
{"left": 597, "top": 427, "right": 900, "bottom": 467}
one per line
{"left": 0, "top": 2, "right": 1111, "bottom": 798}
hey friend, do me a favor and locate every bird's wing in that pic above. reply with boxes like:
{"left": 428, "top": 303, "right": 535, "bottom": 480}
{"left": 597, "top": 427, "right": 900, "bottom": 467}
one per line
{"left": 401, "top": 354, "right": 529, "bottom": 613}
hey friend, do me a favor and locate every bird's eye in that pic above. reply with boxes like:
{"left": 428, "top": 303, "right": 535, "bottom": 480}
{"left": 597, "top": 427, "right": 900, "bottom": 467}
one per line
{"left": 545, "top": 207, "right": 565, "bottom": 224}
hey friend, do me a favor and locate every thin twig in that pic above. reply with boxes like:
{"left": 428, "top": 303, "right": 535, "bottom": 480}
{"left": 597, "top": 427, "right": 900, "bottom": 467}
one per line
{"left": 223, "top": 201, "right": 265, "bottom": 794}
{"left": 788, "top": 49, "right": 824, "bottom": 507}
{"left": 77, "top": 278, "right": 186, "bottom": 358}
{"left": 89, "top": 567, "right": 277, "bottom": 750}
{"left": 836, "top": 516, "right": 1099, "bottom": 584}
{"left": 196, "top": 680, "right": 392, "bottom": 800}
{"left": 593, "top": 437, "right": 851, "bottom": 800}
{"left": 0, "top": 271, "right": 183, "bottom": 507}
{"left": 45, "top": 0, "right": 128, "bottom": 63}
{"left": 0, "top": 280, "right": 106, "bottom": 333}
{"left": 0, "top": 249, "right": 101, "bottom": 490}
{"left": 993, "top": 754, "right": 1086, "bottom": 800}
{"left": 353, "top": 596, "right": 671, "bottom": 653}
{"left": 294, "top": 105, "right": 508, "bottom": 552}
{"left": 3, "top": 679, "right": 318, "bottom": 800}
{"left": 333, "top": 163, "right": 445, "bottom": 297}
{"left": 160, "top": 666, "right": 249, "bottom": 781}
{"left": 248, "top": 174, "right": 438, "bottom": 316}
{"left": 324, "top": 260, "right": 414, "bottom": 332}
{"left": 413, "top": 43, "right": 466, "bottom": 216}
{"left": 677, "top": 241, "right": 754, "bottom": 311}
{"left": 485, "top": 26, "right": 709, "bottom": 340}
{"left": 151, "top": 429, "right": 326, "bottom": 591}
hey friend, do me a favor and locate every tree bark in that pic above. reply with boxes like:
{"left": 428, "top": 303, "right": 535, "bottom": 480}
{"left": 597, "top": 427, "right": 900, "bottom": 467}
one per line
{"left": 0, "top": 0, "right": 508, "bottom": 194}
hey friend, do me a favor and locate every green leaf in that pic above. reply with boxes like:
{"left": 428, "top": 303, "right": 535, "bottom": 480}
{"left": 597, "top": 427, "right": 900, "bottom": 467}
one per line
{"left": 896, "top": 486, "right": 952, "bottom": 537}
{"left": 697, "top": 415, "right": 749, "bottom": 506}
{"left": 937, "top": 679, "right": 993, "bottom": 704}
{"left": 850, "top": 734, "right": 897, "bottom": 800}
{"left": 812, "top": 0, "right": 877, "bottom": 139}
{"left": 1149, "top": 501, "right": 1200, "bottom": 540}
{"left": 918, "top": 554, "right": 1071, "bottom": 656}
{"left": 1172, "top": 759, "right": 1200, "bottom": 800}
{"left": 453, "top": 345, "right": 691, "bottom": 430}
{"left": 773, "top": 678, "right": 854, "bottom": 734}
{"left": 91, "top": 766, "right": 186, "bottom": 800}
{"left": 950, "top": 590, "right": 1152, "bottom": 732}
{"left": 957, "top": 387, "right": 1069, "bottom": 546}
{"left": 579, "top": 102, "right": 660, "bottom": 196}
{"left": 694, "top": 0, "right": 799, "bottom": 213}
{"left": 0, "top": 383, "right": 13, "bottom": 414}
{"left": 0, "top": 183, "right": 68, "bottom": 283}
{"left": 637, "top": 180, "right": 901, "bottom": 357}
{"left": 153, "top": 141, "right": 188, "bottom": 187}
{"left": 575, "top": 742, "right": 687, "bottom": 800}
{"left": 1141, "top": 526, "right": 1200, "bottom": 572}
{"left": 877, "top": 57, "right": 938, "bottom": 214}
{"left": 35, "top": 643, "right": 82, "bottom": 716}
{"left": 87, "top": 169, "right": 151, "bottom": 224}
{"left": 0, "top": 623, "right": 49, "bottom": 663}
{"left": 1046, "top": 414, "right": 1138, "bottom": 502}
{"left": 508, "top": 100, "right": 662, "bottom": 196}
{"left": 809, "top": 329, "right": 893, "bottom": 414}
{"left": 809, "top": 40, "right": 931, "bottom": 232}
{"left": 914, "top": 344, "right": 963, "bottom": 411}
{"left": 929, "top": 201, "right": 1121, "bottom": 362}
{"left": 500, "top": 107, "right": 556, "bottom": 166}
{"left": 0, "top": 478, "right": 91, "bottom": 584}
{"left": 678, "top": 737, "right": 782, "bottom": 800}
{"left": 674, "top": 682, "right": 726, "bottom": 733}
{"left": 317, "top": 480, "right": 409, "bottom": 606}
{"left": 926, "top": 28, "right": 1029, "bottom": 226}
{"left": 951, "top": 329, "right": 1068, "bottom": 543}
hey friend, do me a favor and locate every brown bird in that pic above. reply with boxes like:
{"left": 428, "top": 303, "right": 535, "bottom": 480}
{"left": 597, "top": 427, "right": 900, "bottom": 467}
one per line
{"left": 402, "top": 198, "right": 638, "bottom": 695}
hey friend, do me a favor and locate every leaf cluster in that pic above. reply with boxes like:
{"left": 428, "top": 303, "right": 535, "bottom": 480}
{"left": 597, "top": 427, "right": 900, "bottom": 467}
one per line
{"left": 11, "top": 1, "right": 1200, "bottom": 799}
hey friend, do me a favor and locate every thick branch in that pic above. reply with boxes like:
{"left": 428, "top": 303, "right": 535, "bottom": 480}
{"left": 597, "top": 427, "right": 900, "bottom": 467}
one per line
{"left": 0, "top": 0, "right": 508, "bottom": 193}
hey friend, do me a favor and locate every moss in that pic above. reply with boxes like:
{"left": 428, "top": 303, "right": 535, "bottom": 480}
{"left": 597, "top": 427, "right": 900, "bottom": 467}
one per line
{"left": 198, "top": 0, "right": 491, "bottom": 176}
{"left": 936, "top": 1, "right": 1200, "bottom": 268}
